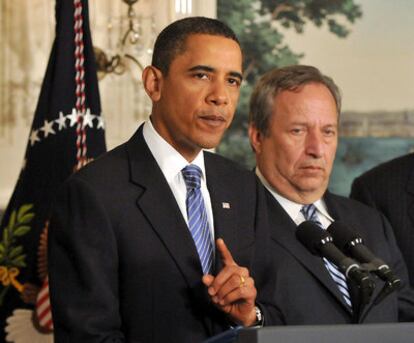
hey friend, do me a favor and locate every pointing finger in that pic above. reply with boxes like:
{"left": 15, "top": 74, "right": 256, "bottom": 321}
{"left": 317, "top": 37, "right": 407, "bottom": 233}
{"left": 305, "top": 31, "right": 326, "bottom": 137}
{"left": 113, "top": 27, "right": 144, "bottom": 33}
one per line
{"left": 216, "top": 238, "right": 236, "bottom": 266}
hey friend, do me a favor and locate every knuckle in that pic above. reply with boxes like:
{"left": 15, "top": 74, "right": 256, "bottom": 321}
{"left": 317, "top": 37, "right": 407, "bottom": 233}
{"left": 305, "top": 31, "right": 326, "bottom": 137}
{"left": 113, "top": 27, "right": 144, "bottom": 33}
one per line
{"left": 240, "top": 267, "right": 249, "bottom": 277}
{"left": 231, "top": 274, "right": 240, "bottom": 288}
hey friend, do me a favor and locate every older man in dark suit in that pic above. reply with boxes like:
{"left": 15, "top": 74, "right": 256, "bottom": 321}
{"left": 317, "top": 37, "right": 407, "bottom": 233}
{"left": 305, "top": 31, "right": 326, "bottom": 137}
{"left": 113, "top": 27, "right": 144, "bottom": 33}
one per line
{"left": 351, "top": 153, "right": 414, "bottom": 287}
{"left": 248, "top": 65, "right": 414, "bottom": 324}
{"left": 49, "top": 17, "right": 275, "bottom": 342}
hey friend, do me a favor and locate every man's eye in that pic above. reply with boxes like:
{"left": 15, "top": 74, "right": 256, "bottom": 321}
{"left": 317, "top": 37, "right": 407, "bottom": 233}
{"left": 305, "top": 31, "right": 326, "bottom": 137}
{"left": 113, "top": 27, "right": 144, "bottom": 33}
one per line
{"left": 291, "top": 128, "right": 303, "bottom": 134}
{"left": 194, "top": 73, "right": 209, "bottom": 80}
{"left": 228, "top": 78, "right": 241, "bottom": 87}
{"left": 324, "top": 129, "right": 337, "bottom": 136}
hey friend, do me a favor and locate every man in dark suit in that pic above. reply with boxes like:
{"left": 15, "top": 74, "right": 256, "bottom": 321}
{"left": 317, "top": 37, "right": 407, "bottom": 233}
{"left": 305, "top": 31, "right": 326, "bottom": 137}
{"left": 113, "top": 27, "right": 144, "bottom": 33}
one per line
{"left": 49, "top": 17, "right": 275, "bottom": 342}
{"left": 248, "top": 65, "right": 414, "bottom": 324}
{"left": 351, "top": 154, "right": 414, "bottom": 287}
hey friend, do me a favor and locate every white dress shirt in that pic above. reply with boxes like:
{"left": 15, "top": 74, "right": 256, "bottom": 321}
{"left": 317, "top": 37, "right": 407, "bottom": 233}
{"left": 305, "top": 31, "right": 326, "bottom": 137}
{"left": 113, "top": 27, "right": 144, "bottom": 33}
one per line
{"left": 142, "top": 119, "right": 215, "bottom": 242}
{"left": 255, "top": 167, "right": 334, "bottom": 228}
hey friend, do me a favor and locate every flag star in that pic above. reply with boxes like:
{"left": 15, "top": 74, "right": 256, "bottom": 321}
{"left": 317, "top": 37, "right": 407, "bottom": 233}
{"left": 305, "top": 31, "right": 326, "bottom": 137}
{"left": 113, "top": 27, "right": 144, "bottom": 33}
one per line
{"left": 55, "top": 111, "right": 67, "bottom": 130}
{"left": 83, "top": 109, "right": 95, "bottom": 128}
{"left": 67, "top": 108, "right": 79, "bottom": 127}
{"left": 29, "top": 130, "right": 40, "bottom": 146}
{"left": 96, "top": 115, "right": 105, "bottom": 129}
{"left": 41, "top": 119, "right": 56, "bottom": 138}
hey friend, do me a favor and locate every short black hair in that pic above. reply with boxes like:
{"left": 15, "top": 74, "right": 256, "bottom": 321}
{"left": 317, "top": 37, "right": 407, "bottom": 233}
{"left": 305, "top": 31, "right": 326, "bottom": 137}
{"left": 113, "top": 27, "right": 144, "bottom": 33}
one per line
{"left": 151, "top": 16, "right": 240, "bottom": 75}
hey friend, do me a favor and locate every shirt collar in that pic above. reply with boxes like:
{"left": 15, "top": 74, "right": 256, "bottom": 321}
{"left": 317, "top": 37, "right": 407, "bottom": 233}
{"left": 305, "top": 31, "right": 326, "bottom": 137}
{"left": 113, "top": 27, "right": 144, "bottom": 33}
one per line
{"left": 142, "top": 118, "right": 206, "bottom": 183}
{"left": 255, "top": 167, "right": 333, "bottom": 222}
{"left": 313, "top": 199, "right": 333, "bottom": 222}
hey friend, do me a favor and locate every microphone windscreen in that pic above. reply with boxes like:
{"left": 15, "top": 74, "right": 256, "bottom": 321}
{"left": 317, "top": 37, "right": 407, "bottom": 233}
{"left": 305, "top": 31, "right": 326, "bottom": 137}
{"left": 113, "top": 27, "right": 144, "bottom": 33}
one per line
{"left": 296, "top": 221, "right": 330, "bottom": 255}
{"left": 327, "top": 221, "right": 361, "bottom": 251}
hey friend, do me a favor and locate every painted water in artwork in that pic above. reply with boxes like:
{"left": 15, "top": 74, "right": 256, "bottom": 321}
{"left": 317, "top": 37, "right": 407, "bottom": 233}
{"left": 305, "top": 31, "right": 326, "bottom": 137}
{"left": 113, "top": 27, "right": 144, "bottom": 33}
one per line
{"left": 332, "top": 137, "right": 414, "bottom": 196}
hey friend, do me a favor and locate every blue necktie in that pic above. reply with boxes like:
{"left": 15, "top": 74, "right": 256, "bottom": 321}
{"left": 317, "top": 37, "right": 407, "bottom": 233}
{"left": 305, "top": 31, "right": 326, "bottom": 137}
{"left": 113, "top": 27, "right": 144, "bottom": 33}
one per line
{"left": 301, "top": 204, "right": 352, "bottom": 309}
{"left": 182, "top": 165, "right": 213, "bottom": 274}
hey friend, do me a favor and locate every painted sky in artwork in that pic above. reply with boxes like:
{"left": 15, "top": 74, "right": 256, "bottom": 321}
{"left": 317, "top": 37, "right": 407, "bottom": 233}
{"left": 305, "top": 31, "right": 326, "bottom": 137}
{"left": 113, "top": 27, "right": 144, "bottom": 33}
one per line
{"left": 282, "top": 0, "right": 414, "bottom": 112}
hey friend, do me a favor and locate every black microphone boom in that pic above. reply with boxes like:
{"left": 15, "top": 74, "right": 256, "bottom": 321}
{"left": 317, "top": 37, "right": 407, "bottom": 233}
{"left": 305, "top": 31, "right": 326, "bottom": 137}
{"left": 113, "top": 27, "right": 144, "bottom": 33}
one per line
{"left": 327, "top": 221, "right": 401, "bottom": 291}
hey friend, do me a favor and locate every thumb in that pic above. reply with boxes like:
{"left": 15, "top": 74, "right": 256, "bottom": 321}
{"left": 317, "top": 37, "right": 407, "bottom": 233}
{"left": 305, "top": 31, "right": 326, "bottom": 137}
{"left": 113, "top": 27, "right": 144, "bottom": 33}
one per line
{"left": 202, "top": 274, "right": 214, "bottom": 287}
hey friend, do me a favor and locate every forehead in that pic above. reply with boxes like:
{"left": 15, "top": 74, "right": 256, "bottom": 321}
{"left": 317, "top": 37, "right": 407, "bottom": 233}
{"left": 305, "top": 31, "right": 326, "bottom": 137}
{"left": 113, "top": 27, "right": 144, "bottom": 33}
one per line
{"left": 272, "top": 83, "right": 338, "bottom": 122}
{"left": 171, "top": 34, "right": 242, "bottom": 72}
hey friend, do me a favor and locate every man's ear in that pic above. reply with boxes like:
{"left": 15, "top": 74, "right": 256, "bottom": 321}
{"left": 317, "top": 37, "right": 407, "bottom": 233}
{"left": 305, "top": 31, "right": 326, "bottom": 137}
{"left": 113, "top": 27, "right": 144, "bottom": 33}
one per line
{"left": 142, "top": 66, "right": 163, "bottom": 102}
{"left": 248, "top": 124, "right": 263, "bottom": 154}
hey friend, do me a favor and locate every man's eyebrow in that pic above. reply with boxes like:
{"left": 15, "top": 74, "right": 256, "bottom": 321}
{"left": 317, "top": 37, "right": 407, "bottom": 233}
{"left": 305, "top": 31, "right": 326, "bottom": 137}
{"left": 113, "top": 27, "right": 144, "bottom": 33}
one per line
{"left": 188, "top": 65, "right": 243, "bottom": 82}
{"left": 229, "top": 71, "right": 243, "bottom": 82}
{"left": 188, "top": 65, "right": 215, "bottom": 73}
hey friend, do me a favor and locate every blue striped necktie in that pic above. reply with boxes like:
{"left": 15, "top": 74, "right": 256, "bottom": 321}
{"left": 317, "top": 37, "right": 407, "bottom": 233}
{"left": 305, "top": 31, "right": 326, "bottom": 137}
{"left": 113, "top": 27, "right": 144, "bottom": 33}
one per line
{"left": 182, "top": 164, "right": 213, "bottom": 274}
{"left": 301, "top": 204, "right": 353, "bottom": 309}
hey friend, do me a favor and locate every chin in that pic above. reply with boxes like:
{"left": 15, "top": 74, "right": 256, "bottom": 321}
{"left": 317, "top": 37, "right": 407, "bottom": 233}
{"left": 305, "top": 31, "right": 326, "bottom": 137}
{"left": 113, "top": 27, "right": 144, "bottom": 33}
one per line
{"left": 197, "top": 137, "right": 223, "bottom": 150}
{"left": 297, "top": 180, "right": 326, "bottom": 194}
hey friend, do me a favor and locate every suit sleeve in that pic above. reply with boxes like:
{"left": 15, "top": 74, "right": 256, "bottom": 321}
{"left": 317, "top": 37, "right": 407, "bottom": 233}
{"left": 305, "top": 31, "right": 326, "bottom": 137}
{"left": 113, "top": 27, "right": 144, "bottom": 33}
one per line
{"left": 251, "top": 179, "right": 284, "bottom": 326}
{"left": 379, "top": 213, "right": 414, "bottom": 321}
{"left": 350, "top": 176, "right": 376, "bottom": 208}
{"left": 48, "top": 176, "right": 125, "bottom": 342}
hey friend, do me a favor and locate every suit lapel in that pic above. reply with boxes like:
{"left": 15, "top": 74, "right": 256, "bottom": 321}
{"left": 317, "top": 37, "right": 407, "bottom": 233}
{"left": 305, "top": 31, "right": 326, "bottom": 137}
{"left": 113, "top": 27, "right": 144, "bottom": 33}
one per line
{"left": 204, "top": 153, "right": 239, "bottom": 274}
{"left": 126, "top": 127, "right": 204, "bottom": 290}
{"left": 267, "top": 191, "right": 353, "bottom": 313}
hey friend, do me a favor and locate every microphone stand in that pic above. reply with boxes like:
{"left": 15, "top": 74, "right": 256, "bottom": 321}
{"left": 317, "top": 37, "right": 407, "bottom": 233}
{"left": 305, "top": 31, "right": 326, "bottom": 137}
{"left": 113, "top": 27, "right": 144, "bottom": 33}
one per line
{"left": 348, "top": 267, "right": 375, "bottom": 323}
{"left": 362, "top": 262, "right": 402, "bottom": 305}
{"left": 357, "top": 262, "right": 402, "bottom": 323}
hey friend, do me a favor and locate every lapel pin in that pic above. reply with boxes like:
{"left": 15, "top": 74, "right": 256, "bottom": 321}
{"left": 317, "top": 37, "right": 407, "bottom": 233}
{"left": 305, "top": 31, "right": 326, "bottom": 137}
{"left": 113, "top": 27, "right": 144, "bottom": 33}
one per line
{"left": 222, "top": 202, "right": 230, "bottom": 209}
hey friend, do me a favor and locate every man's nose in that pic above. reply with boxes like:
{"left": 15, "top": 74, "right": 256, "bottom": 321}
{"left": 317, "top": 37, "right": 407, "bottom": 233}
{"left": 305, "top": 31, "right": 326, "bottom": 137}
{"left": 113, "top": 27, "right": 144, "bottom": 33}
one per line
{"left": 305, "top": 130, "right": 324, "bottom": 158}
{"left": 206, "top": 81, "right": 229, "bottom": 106}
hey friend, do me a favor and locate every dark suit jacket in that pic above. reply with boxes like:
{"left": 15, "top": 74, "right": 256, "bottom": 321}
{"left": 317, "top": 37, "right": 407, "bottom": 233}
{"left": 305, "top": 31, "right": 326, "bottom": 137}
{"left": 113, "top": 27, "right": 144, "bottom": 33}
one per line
{"left": 350, "top": 153, "right": 414, "bottom": 287}
{"left": 265, "top": 190, "right": 414, "bottom": 325}
{"left": 48, "top": 127, "right": 275, "bottom": 343}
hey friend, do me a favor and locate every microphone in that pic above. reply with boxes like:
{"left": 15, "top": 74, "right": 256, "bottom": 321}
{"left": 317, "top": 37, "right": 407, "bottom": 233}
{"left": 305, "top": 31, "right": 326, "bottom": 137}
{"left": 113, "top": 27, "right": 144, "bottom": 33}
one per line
{"left": 327, "top": 221, "right": 401, "bottom": 292}
{"left": 296, "top": 221, "right": 375, "bottom": 297}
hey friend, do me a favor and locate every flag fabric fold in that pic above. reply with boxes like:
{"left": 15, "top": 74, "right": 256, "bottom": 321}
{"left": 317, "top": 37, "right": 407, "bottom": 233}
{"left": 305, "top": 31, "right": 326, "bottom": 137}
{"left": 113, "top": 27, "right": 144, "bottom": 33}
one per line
{"left": 0, "top": 0, "right": 106, "bottom": 340}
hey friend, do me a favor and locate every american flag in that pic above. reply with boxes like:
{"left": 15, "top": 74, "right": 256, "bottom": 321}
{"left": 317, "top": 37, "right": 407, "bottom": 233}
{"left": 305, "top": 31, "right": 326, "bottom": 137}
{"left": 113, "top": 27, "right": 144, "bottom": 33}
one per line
{"left": 0, "top": 0, "right": 106, "bottom": 340}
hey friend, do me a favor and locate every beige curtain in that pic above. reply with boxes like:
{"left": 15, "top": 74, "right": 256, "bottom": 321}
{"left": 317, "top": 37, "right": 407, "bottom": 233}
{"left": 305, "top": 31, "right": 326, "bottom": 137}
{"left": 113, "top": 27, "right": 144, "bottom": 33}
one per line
{"left": 0, "top": 0, "right": 54, "bottom": 139}
{"left": 0, "top": 0, "right": 55, "bottom": 206}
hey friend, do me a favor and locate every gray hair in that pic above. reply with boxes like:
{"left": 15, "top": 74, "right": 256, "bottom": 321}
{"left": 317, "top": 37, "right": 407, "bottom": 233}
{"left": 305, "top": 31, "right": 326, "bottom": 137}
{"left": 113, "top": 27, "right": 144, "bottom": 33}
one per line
{"left": 249, "top": 65, "right": 341, "bottom": 135}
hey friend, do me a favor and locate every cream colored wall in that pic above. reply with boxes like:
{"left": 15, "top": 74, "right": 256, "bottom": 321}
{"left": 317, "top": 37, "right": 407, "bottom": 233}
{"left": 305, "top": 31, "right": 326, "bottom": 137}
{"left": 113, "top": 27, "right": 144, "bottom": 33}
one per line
{"left": 0, "top": 0, "right": 216, "bottom": 208}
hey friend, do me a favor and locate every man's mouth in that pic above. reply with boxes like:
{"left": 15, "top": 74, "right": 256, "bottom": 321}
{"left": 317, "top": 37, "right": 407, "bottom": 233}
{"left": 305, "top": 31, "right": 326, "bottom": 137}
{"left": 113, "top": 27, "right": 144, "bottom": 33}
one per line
{"left": 301, "top": 165, "right": 324, "bottom": 171}
{"left": 198, "top": 114, "right": 226, "bottom": 127}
